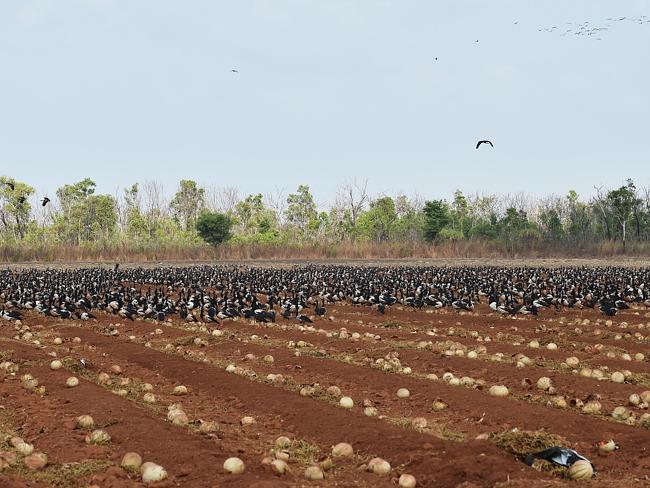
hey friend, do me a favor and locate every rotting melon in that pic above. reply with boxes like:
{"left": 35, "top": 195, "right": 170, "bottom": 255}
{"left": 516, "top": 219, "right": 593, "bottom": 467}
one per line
{"left": 568, "top": 460, "right": 593, "bottom": 480}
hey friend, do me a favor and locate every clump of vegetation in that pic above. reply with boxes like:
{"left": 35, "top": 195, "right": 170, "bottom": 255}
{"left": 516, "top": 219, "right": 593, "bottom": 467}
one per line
{"left": 14, "top": 459, "right": 113, "bottom": 487}
{"left": 196, "top": 211, "right": 232, "bottom": 246}
{"left": 492, "top": 429, "right": 567, "bottom": 458}
{"left": 378, "top": 321, "right": 401, "bottom": 329}
{"left": 2, "top": 175, "right": 650, "bottom": 262}
{"left": 491, "top": 429, "right": 569, "bottom": 476}
{"left": 289, "top": 440, "right": 321, "bottom": 465}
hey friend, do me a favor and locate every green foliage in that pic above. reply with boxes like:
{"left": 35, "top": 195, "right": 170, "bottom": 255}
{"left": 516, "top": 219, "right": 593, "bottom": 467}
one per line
{"left": 2, "top": 175, "right": 650, "bottom": 255}
{"left": 468, "top": 219, "right": 499, "bottom": 240}
{"left": 56, "top": 178, "right": 96, "bottom": 208}
{"left": 235, "top": 194, "right": 277, "bottom": 235}
{"left": 0, "top": 176, "right": 35, "bottom": 239}
{"left": 196, "top": 211, "right": 232, "bottom": 245}
{"left": 539, "top": 208, "right": 564, "bottom": 241}
{"left": 438, "top": 227, "right": 465, "bottom": 241}
{"left": 357, "top": 196, "right": 397, "bottom": 242}
{"left": 285, "top": 185, "right": 318, "bottom": 236}
{"left": 52, "top": 178, "right": 117, "bottom": 244}
{"left": 607, "top": 179, "right": 642, "bottom": 244}
{"left": 392, "top": 195, "right": 424, "bottom": 241}
{"left": 422, "top": 200, "right": 450, "bottom": 241}
{"left": 449, "top": 190, "right": 470, "bottom": 236}
{"left": 171, "top": 180, "right": 205, "bottom": 231}
{"left": 608, "top": 180, "right": 639, "bottom": 221}
{"left": 566, "top": 191, "right": 592, "bottom": 242}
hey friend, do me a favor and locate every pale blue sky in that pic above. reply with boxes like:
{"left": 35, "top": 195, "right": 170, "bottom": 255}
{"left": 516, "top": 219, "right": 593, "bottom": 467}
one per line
{"left": 1, "top": 0, "right": 648, "bottom": 207}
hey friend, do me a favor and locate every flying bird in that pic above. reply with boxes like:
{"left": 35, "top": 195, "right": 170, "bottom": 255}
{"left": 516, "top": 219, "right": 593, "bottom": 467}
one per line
{"left": 41, "top": 197, "right": 50, "bottom": 207}
{"left": 476, "top": 140, "right": 494, "bottom": 149}
{"left": 231, "top": 69, "right": 239, "bottom": 73}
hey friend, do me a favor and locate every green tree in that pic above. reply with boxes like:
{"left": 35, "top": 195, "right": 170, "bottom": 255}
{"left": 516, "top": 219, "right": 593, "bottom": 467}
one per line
{"left": 123, "top": 183, "right": 148, "bottom": 239}
{"left": 392, "top": 195, "right": 423, "bottom": 241}
{"left": 285, "top": 185, "right": 317, "bottom": 236}
{"left": 57, "top": 177, "right": 96, "bottom": 207}
{"left": 235, "top": 193, "right": 277, "bottom": 235}
{"left": 170, "top": 180, "right": 205, "bottom": 231}
{"left": 53, "top": 178, "right": 117, "bottom": 244}
{"left": 0, "top": 176, "right": 35, "bottom": 239}
{"left": 422, "top": 200, "right": 450, "bottom": 241}
{"left": 326, "top": 206, "right": 354, "bottom": 241}
{"left": 565, "top": 190, "right": 592, "bottom": 242}
{"left": 357, "top": 197, "right": 397, "bottom": 242}
{"left": 450, "top": 190, "right": 470, "bottom": 236}
{"left": 607, "top": 179, "right": 641, "bottom": 247}
{"left": 196, "top": 211, "right": 232, "bottom": 245}
{"left": 86, "top": 194, "right": 119, "bottom": 239}
{"left": 539, "top": 208, "right": 564, "bottom": 241}
{"left": 498, "top": 207, "right": 540, "bottom": 250}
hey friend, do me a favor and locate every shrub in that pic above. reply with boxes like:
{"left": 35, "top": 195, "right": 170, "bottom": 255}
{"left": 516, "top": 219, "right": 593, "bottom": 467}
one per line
{"left": 196, "top": 212, "right": 232, "bottom": 246}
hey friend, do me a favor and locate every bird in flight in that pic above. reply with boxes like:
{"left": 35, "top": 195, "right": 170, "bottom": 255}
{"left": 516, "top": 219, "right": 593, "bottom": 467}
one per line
{"left": 41, "top": 197, "right": 50, "bottom": 207}
{"left": 231, "top": 69, "right": 239, "bottom": 73}
{"left": 476, "top": 140, "right": 494, "bottom": 149}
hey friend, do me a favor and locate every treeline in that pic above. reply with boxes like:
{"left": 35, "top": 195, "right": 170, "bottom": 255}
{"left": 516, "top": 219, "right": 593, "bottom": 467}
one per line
{"left": 1, "top": 175, "right": 649, "bottom": 261}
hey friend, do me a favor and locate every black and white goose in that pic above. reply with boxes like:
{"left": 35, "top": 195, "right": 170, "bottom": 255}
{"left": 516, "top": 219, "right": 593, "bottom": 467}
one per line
{"left": 315, "top": 300, "right": 326, "bottom": 317}
{"left": 1, "top": 308, "right": 22, "bottom": 321}
{"left": 524, "top": 447, "right": 594, "bottom": 473}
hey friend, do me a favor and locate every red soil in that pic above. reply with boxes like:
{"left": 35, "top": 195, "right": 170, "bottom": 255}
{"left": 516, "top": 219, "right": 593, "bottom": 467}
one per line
{"left": 1, "top": 301, "right": 649, "bottom": 487}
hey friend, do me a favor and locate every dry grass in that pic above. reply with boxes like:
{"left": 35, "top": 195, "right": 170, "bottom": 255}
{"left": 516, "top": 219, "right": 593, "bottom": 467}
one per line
{"left": 288, "top": 439, "right": 321, "bottom": 465}
{"left": 0, "top": 406, "right": 17, "bottom": 446}
{"left": 491, "top": 429, "right": 568, "bottom": 458}
{"left": 491, "top": 429, "right": 570, "bottom": 477}
{"left": 12, "top": 459, "right": 113, "bottom": 488}
{"left": 3, "top": 239, "right": 650, "bottom": 263}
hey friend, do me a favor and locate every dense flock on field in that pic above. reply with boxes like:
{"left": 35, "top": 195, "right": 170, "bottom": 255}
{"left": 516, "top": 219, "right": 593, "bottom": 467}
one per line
{"left": 2, "top": 265, "right": 650, "bottom": 322}
{"left": 1, "top": 264, "right": 650, "bottom": 486}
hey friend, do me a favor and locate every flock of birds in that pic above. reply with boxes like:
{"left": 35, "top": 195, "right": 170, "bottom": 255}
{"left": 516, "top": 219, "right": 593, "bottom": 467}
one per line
{"left": 2, "top": 265, "right": 650, "bottom": 325}
{"left": 538, "top": 15, "right": 649, "bottom": 41}
{"left": 1, "top": 181, "right": 50, "bottom": 207}
{"left": 227, "top": 13, "right": 649, "bottom": 150}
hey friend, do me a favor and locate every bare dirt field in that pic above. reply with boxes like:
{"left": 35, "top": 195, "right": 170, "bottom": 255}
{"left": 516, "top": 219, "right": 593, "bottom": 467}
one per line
{"left": 1, "top": 279, "right": 650, "bottom": 487}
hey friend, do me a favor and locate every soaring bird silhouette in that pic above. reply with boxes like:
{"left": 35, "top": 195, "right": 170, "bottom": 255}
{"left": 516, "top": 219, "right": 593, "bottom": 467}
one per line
{"left": 41, "top": 197, "right": 50, "bottom": 207}
{"left": 231, "top": 69, "right": 239, "bottom": 73}
{"left": 476, "top": 140, "right": 494, "bottom": 149}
